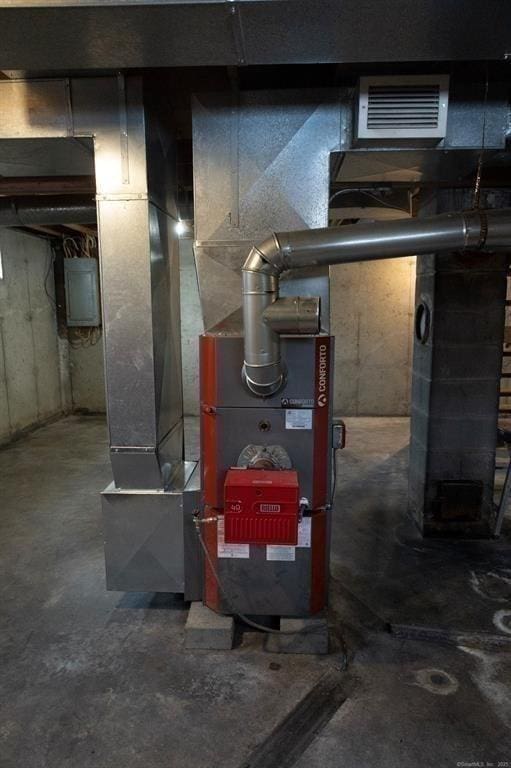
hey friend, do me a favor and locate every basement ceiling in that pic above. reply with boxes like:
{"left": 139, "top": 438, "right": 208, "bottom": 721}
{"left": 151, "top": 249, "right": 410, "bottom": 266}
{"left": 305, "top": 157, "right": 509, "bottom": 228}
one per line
{"left": 0, "top": 138, "right": 94, "bottom": 177}
{"left": 0, "top": 137, "right": 96, "bottom": 237}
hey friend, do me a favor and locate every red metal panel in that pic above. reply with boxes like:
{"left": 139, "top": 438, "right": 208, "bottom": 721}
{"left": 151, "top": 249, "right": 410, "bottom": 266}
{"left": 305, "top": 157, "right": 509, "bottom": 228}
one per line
{"left": 224, "top": 468, "right": 299, "bottom": 545}
{"left": 310, "top": 509, "right": 328, "bottom": 614}
{"left": 312, "top": 337, "right": 331, "bottom": 508}
{"left": 199, "top": 334, "right": 218, "bottom": 406}
{"left": 200, "top": 335, "right": 222, "bottom": 506}
{"left": 201, "top": 406, "right": 222, "bottom": 507}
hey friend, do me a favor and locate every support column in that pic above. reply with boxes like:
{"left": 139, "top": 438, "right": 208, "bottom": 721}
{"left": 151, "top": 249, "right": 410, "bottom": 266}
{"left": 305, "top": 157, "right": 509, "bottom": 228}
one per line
{"left": 409, "top": 193, "right": 508, "bottom": 537}
{"left": 72, "top": 76, "right": 184, "bottom": 489}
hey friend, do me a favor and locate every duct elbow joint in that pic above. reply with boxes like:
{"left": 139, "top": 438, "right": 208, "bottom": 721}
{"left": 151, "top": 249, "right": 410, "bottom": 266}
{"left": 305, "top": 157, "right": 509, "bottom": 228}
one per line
{"left": 243, "top": 234, "right": 284, "bottom": 276}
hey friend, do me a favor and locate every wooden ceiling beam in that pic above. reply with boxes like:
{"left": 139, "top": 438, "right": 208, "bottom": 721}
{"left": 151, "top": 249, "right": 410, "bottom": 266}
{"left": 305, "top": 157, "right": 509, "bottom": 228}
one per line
{"left": 0, "top": 175, "right": 95, "bottom": 196}
{"left": 22, "top": 224, "right": 64, "bottom": 238}
{"left": 64, "top": 223, "right": 97, "bottom": 237}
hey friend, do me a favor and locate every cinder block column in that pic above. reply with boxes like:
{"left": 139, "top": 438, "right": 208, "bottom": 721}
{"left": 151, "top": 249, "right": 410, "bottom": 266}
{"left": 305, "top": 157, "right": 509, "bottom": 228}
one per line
{"left": 409, "top": 197, "right": 508, "bottom": 537}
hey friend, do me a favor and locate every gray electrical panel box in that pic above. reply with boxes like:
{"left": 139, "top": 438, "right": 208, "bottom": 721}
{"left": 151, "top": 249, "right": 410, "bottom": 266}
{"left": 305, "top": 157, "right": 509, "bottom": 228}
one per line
{"left": 64, "top": 257, "right": 101, "bottom": 327}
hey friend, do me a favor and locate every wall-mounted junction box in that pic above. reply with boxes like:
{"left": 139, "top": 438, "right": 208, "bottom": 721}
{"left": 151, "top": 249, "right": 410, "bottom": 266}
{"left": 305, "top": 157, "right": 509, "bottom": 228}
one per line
{"left": 357, "top": 74, "right": 449, "bottom": 140}
{"left": 64, "top": 257, "right": 101, "bottom": 327}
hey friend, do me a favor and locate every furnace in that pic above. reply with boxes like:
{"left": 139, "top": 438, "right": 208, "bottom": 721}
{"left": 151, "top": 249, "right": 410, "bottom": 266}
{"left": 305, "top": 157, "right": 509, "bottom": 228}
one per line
{"left": 199, "top": 323, "right": 334, "bottom": 618}
{"left": 192, "top": 208, "right": 511, "bottom": 634}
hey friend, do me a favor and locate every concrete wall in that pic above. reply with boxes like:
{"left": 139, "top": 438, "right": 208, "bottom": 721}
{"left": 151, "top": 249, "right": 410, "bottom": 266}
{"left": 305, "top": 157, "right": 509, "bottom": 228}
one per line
{"left": 0, "top": 230, "right": 107, "bottom": 448}
{"left": 330, "top": 256, "right": 416, "bottom": 416}
{"left": 69, "top": 339, "right": 106, "bottom": 412}
{"left": 0, "top": 229, "right": 64, "bottom": 444}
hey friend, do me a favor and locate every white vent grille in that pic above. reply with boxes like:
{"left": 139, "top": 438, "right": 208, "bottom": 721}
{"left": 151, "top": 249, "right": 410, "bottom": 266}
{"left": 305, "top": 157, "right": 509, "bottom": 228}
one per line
{"left": 358, "top": 75, "right": 449, "bottom": 140}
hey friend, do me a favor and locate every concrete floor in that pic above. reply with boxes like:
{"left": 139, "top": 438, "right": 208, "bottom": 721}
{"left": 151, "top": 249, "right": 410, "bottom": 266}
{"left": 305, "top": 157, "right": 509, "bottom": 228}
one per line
{"left": 1, "top": 414, "right": 511, "bottom": 767}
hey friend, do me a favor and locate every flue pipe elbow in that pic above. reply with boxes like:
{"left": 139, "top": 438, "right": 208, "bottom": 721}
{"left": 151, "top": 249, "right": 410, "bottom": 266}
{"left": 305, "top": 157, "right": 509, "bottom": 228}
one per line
{"left": 242, "top": 209, "right": 511, "bottom": 398}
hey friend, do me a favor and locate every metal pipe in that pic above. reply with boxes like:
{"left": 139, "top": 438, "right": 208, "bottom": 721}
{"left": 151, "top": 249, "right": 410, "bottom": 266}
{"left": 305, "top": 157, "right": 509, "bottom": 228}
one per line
{"left": 262, "top": 296, "right": 320, "bottom": 334}
{"left": 0, "top": 197, "right": 96, "bottom": 227}
{"left": 242, "top": 208, "right": 511, "bottom": 396}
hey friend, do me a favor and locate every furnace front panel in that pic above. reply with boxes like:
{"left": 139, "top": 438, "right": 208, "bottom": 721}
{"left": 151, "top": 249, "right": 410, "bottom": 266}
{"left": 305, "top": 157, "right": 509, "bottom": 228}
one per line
{"left": 200, "top": 332, "right": 334, "bottom": 617}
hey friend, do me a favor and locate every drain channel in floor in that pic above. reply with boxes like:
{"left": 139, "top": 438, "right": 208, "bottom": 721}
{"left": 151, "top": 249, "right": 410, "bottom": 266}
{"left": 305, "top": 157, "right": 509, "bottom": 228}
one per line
{"left": 239, "top": 670, "right": 347, "bottom": 768}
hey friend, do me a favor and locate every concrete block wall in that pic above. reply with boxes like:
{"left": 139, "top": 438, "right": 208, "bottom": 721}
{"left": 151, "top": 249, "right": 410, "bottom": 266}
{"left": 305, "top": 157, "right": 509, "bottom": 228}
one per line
{"left": 409, "top": 250, "right": 508, "bottom": 536}
{"left": 0, "top": 229, "right": 64, "bottom": 444}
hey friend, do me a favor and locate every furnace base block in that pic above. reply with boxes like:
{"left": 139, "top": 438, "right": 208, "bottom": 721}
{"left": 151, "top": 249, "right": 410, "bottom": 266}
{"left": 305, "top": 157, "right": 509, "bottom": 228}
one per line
{"left": 184, "top": 602, "right": 235, "bottom": 650}
{"left": 264, "top": 613, "right": 329, "bottom": 655}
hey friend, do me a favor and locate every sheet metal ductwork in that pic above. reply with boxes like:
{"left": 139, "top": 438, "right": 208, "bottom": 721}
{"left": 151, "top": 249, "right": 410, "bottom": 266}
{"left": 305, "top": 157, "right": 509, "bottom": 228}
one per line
{"left": 242, "top": 208, "right": 511, "bottom": 396}
{"left": 0, "top": 198, "right": 96, "bottom": 227}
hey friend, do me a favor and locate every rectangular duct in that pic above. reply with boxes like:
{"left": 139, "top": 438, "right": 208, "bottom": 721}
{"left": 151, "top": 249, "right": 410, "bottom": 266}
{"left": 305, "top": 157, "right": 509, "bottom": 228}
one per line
{"left": 357, "top": 75, "right": 449, "bottom": 140}
{"left": 192, "top": 89, "right": 342, "bottom": 332}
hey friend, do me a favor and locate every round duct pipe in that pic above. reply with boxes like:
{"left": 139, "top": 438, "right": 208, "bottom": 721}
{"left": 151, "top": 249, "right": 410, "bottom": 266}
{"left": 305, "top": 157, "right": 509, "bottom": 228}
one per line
{"left": 0, "top": 197, "right": 96, "bottom": 227}
{"left": 242, "top": 208, "right": 511, "bottom": 397}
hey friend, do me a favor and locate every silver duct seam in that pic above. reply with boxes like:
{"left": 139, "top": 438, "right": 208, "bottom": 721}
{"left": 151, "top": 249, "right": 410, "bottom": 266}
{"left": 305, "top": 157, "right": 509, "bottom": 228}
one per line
{"left": 242, "top": 208, "right": 511, "bottom": 396}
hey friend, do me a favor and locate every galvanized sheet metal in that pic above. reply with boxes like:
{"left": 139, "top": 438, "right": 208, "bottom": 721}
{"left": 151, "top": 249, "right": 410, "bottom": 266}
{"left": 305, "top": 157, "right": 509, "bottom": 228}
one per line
{"left": 0, "top": 1, "right": 511, "bottom": 68}
{"left": 193, "top": 88, "right": 340, "bottom": 330}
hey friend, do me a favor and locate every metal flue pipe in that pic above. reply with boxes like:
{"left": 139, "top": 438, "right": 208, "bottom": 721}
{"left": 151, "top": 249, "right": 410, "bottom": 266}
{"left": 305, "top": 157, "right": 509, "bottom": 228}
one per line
{"left": 242, "top": 208, "right": 511, "bottom": 396}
